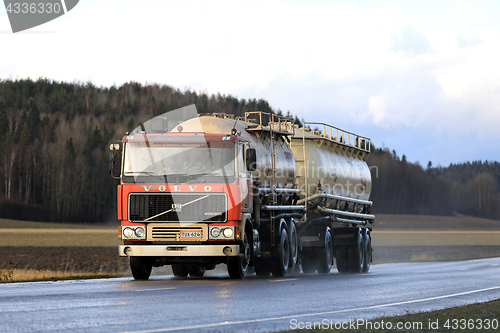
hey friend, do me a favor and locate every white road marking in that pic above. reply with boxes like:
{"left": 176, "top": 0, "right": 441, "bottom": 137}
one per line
{"left": 123, "top": 285, "right": 500, "bottom": 332}
{"left": 270, "top": 278, "right": 298, "bottom": 283}
{"left": 458, "top": 268, "right": 469, "bottom": 271}
{"left": 61, "top": 0, "right": 68, "bottom": 13}
{"left": 135, "top": 287, "right": 177, "bottom": 292}
{"left": 492, "top": 264, "right": 499, "bottom": 266}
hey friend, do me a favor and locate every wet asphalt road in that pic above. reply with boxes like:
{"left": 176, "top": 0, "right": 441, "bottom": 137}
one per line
{"left": 2, "top": 258, "right": 500, "bottom": 333}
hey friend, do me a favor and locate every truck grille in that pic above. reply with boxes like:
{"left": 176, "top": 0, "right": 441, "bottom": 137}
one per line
{"left": 129, "top": 193, "right": 227, "bottom": 222}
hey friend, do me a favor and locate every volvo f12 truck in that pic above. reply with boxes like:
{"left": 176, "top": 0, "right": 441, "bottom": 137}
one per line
{"left": 109, "top": 105, "right": 374, "bottom": 279}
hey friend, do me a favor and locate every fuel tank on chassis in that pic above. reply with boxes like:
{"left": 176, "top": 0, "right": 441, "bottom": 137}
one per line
{"left": 290, "top": 128, "right": 372, "bottom": 202}
{"left": 172, "top": 116, "right": 296, "bottom": 189}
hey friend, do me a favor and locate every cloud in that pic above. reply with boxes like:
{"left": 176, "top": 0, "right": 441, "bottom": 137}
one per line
{"left": 390, "top": 25, "right": 434, "bottom": 56}
{"left": 2, "top": 0, "right": 500, "bottom": 165}
{"left": 457, "top": 35, "right": 482, "bottom": 48}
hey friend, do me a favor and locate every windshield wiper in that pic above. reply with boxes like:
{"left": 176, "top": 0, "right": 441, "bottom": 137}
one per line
{"left": 187, "top": 172, "right": 210, "bottom": 178}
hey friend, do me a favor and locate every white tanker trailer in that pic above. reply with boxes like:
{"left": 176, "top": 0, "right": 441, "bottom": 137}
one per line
{"left": 110, "top": 105, "right": 374, "bottom": 279}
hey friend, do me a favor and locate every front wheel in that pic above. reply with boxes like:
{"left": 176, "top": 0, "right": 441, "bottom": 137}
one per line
{"left": 228, "top": 231, "right": 250, "bottom": 279}
{"left": 130, "top": 257, "right": 152, "bottom": 280}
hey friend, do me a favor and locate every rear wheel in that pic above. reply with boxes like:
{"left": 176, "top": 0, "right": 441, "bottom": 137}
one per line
{"left": 301, "top": 248, "right": 317, "bottom": 274}
{"left": 336, "top": 247, "right": 349, "bottom": 273}
{"left": 130, "top": 257, "right": 152, "bottom": 280}
{"left": 317, "top": 228, "right": 333, "bottom": 274}
{"left": 362, "top": 229, "right": 372, "bottom": 273}
{"left": 271, "top": 227, "right": 289, "bottom": 277}
{"left": 188, "top": 264, "right": 205, "bottom": 278}
{"left": 349, "top": 231, "right": 365, "bottom": 273}
{"left": 288, "top": 221, "right": 298, "bottom": 271}
{"left": 228, "top": 231, "right": 250, "bottom": 279}
{"left": 171, "top": 264, "right": 188, "bottom": 277}
{"left": 254, "top": 258, "right": 271, "bottom": 277}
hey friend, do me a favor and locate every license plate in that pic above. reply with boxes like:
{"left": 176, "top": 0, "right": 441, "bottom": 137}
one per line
{"left": 180, "top": 231, "right": 202, "bottom": 239}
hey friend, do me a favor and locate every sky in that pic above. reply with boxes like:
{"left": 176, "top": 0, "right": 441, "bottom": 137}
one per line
{"left": 1, "top": 0, "right": 500, "bottom": 167}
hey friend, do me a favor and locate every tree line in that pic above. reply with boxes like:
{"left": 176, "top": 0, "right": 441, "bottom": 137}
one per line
{"left": 0, "top": 78, "right": 498, "bottom": 222}
{"left": 0, "top": 78, "right": 298, "bottom": 222}
{"left": 367, "top": 148, "right": 500, "bottom": 220}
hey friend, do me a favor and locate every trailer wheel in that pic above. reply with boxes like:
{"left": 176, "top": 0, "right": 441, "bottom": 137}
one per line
{"left": 362, "top": 229, "right": 372, "bottom": 273}
{"left": 171, "top": 264, "right": 188, "bottom": 277}
{"left": 254, "top": 258, "right": 271, "bottom": 277}
{"left": 348, "top": 230, "right": 365, "bottom": 273}
{"left": 271, "top": 227, "right": 290, "bottom": 277}
{"left": 288, "top": 220, "right": 298, "bottom": 270}
{"left": 228, "top": 231, "right": 250, "bottom": 279}
{"left": 188, "top": 265, "right": 205, "bottom": 278}
{"left": 130, "top": 257, "right": 152, "bottom": 280}
{"left": 301, "top": 248, "right": 317, "bottom": 274}
{"left": 317, "top": 228, "right": 333, "bottom": 274}
{"left": 336, "top": 247, "right": 349, "bottom": 273}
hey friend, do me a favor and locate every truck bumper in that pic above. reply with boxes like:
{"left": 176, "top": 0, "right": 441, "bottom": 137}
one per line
{"left": 118, "top": 244, "right": 240, "bottom": 257}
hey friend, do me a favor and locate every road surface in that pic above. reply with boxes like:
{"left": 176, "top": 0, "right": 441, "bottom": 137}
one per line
{"left": 1, "top": 258, "right": 500, "bottom": 332}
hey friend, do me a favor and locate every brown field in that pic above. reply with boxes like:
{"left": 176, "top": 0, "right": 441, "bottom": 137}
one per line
{"left": 0, "top": 218, "right": 116, "bottom": 229}
{"left": 0, "top": 228, "right": 121, "bottom": 247}
{"left": 0, "top": 246, "right": 129, "bottom": 282}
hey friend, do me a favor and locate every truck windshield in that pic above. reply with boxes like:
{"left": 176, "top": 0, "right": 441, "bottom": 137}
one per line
{"left": 123, "top": 142, "right": 235, "bottom": 182}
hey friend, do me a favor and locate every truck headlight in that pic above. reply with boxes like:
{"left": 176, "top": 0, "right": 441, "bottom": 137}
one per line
{"left": 122, "top": 226, "right": 146, "bottom": 240}
{"left": 223, "top": 228, "right": 234, "bottom": 238}
{"left": 135, "top": 227, "right": 145, "bottom": 238}
{"left": 210, "top": 227, "right": 221, "bottom": 238}
{"left": 123, "top": 227, "right": 134, "bottom": 238}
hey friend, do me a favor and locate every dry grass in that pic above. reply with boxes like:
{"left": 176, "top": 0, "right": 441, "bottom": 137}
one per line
{"left": 375, "top": 214, "right": 500, "bottom": 231}
{"left": 0, "top": 268, "right": 120, "bottom": 283}
{"left": 372, "top": 230, "right": 500, "bottom": 246}
{"left": 0, "top": 218, "right": 115, "bottom": 229}
{"left": 0, "top": 229, "right": 120, "bottom": 246}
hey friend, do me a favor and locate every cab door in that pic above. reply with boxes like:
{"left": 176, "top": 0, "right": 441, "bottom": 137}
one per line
{"left": 238, "top": 142, "right": 252, "bottom": 212}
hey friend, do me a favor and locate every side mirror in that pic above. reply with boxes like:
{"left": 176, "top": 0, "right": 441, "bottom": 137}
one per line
{"left": 246, "top": 148, "right": 257, "bottom": 172}
{"left": 109, "top": 143, "right": 122, "bottom": 179}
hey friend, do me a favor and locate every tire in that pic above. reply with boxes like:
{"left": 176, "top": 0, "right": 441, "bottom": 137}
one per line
{"left": 301, "top": 247, "right": 316, "bottom": 274}
{"left": 317, "top": 228, "right": 333, "bottom": 274}
{"left": 188, "top": 265, "right": 205, "bottom": 278}
{"left": 362, "top": 229, "right": 372, "bottom": 273}
{"left": 254, "top": 258, "right": 271, "bottom": 277}
{"left": 288, "top": 220, "right": 298, "bottom": 271}
{"left": 228, "top": 231, "right": 250, "bottom": 279}
{"left": 348, "top": 230, "right": 365, "bottom": 273}
{"left": 171, "top": 264, "right": 188, "bottom": 277}
{"left": 271, "top": 227, "right": 289, "bottom": 277}
{"left": 336, "top": 247, "right": 349, "bottom": 273}
{"left": 130, "top": 257, "right": 152, "bottom": 280}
